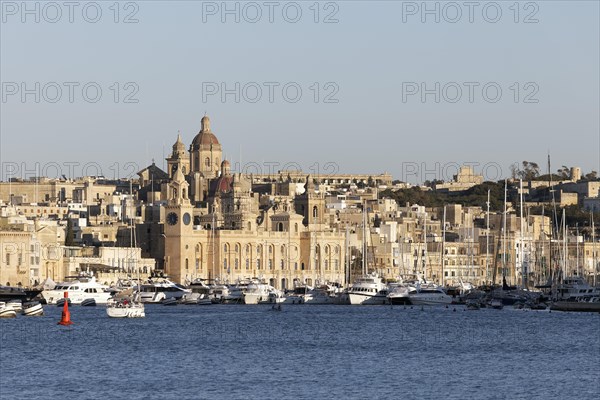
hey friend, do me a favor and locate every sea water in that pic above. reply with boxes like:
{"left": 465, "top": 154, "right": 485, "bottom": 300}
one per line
{"left": 1, "top": 305, "right": 599, "bottom": 400}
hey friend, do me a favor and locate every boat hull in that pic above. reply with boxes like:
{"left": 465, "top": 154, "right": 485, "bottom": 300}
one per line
{"left": 388, "top": 296, "right": 411, "bottom": 305}
{"left": 550, "top": 301, "right": 600, "bottom": 312}
{"left": 348, "top": 293, "right": 388, "bottom": 305}
{"left": 243, "top": 293, "right": 268, "bottom": 305}
{"left": 107, "top": 305, "right": 145, "bottom": 318}
{"left": 409, "top": 294, "right": 452, "bottom": 306}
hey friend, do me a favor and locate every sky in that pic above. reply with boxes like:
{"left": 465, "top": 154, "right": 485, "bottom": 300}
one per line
{"left": 1, "top": 0, "right": 599, "bottom": 184}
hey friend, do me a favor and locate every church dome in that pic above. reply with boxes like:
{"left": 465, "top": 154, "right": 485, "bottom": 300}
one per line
{"left": 191, "top": 116, "right": 220, "bottom": 149}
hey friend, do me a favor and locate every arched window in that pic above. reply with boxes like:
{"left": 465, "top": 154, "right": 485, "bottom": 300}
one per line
{"left": 277, "top": 222, "right": 284, "bottom": 232}
{"left": 185, "top": 258, "right": 189, "bottom": 270}
{"left": 294, "top": 223, "right": 298, "bottom": 233}
{"left": 224, "top": 244, "right": 229, "bottom": 253}
{"left": 205, "top": 157, "right": 210, "bottom": 168}
{"left": 235, "top": 244, "right": 239, "bottom": 253}
{"left": 281, "top": 245, "right": 285, "bottom": 255}
{"left": 313, "top": 206, "right": 318, "bottom": 218}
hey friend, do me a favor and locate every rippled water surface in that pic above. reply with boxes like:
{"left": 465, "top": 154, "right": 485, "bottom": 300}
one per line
{"left": 1, "top": 304, "right": 599, "bottom": 400}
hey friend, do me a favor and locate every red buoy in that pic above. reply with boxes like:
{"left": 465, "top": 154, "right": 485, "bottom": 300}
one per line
{"left": 58, "top": 291, "right": 73, "bottom": 326}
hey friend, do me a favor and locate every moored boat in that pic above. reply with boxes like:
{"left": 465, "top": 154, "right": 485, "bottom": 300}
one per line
{"left": 106, "top": 297, "right": 145, "bottom": 318}
{"left": 42, "top": 274, "right": 112, "bottom": 305}
{"left": 347, "top": 274, "right": 388, "bottom": 305}
{"left": 550, "top": 297, "right": 600, "bottom": 312}
{"left": 22, "top": 301, "right": 44, "bottom": 316}
{"left": 409, "top": 283, "right": 452, "bottom": 306}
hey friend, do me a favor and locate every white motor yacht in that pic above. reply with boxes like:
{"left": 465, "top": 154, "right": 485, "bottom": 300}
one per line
{"left": 222, "top": 279, "right": 253, "bottom": 303}
{"left": 387, "top": 284, "right": 414, "bottom": 305}
{"left": 409, "top": 283, "right": 452, "bottom": 306}
{"left": 243, "top": 281, "right": 272, "bottom": 305}
{"left": 555, "top": 276, "right": 600, "bottom": 301}
{"left": 134, "top": 278, "right": 190, "bottom": 303}
{"left": 347, "top": 274, "right": 389, "bottom": 305}
{"left": 42, "top": 274, "right": 113, "bottom": 305}
{"left": 284, "top": 284, "right": 312, "bottom": 304}
{"left": 303, "top": 284, "right": 340, "bottom": 305}
{"left": 182, "top": 279, "right": 213, "bottom": 305}
{"left": 209, "top": 284, "right": 230, "bottom": 304}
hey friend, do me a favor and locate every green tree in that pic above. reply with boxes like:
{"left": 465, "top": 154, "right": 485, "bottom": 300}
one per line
{"left": 65, "top": 219, "right": 75, "bottom": 246}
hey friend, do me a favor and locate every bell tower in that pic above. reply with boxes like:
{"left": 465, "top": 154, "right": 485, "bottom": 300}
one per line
{"left": 164, "top": 166, "right": 194, "bottom": 284}
{"left": 294, "top": 175, "right": 326, "bottom": 229}
{"left": 166, "top": 133, "right": 190, "bottom": 179}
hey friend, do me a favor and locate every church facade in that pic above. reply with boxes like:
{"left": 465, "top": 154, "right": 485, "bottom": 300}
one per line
{"left": 161, "top": 116, "right": 347, "bottom": 288}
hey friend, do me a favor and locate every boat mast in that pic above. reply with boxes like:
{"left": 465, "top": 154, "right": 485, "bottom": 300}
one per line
{"left": 362, "top": 202, "right": 366, "bottom": 275}
{"left": 442, "top": 205, "right": 446, "bottom": 286}
{"left": 423, "top": 210, "right": 427, "bottom": 281}
{"left": 519, "top": 179, "right": 525, "bottom": 289}
{"left": 592, "top": 212, "right": 597, "bottom": 286}
{"left": 502, "top": 179, "right": 507, "bottom": 284}
{"left": 576, "top": 223, "right": 580, "bottom": 277}
{"left": 562, "top": 209, "right": 567, "bottom": 279}
{"left": 486, "top": 190, "right": 490, "bottom": 285}
{"left": 212, "top": 210, "right": 216, "bottom": 282}
{"left": 345, "top": 226, "right": 350, "bottom": 286}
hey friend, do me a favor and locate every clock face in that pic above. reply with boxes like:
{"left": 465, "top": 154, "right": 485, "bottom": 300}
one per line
{"left": 167, "top": 212, "right": 178, "bottom": 225}
{"left": 183, "top": 212, "right": 191, "bottom": 225}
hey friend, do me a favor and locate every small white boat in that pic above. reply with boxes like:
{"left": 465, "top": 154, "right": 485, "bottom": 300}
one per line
{"left": 106, "top": 298, "right": 145, "bottom": 318}
{"left": 22, "top": 301, "right": 44, "bottom": 316}
{"left": 0, "top": 302, "right": 17, "bottom": 318}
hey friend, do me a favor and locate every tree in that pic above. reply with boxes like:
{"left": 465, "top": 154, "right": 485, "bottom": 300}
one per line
{"left": 557, "top": 165, "right": 570, "bottom": 179}
{"left": 584, "top": 171, "right": 598, "bottom": 180}
{"left": 511, "top": 161, "right": 540, "bottom": 181}
{"left": 65, "top": 219, "right": 75, "bottom": 246}
{"left": 520, "top": 161, "right": 540, "bottom": 180}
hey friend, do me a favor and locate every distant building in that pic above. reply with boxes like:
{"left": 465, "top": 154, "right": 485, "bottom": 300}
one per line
{"left": 434, "top": 166, "right": 484, "bottom": 192}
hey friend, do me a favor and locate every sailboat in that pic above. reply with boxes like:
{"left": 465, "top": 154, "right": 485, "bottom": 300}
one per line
{"left": 107, "top": 204, "right": 145, "bottom": 318}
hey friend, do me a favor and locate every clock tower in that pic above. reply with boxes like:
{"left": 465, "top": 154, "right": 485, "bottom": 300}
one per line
{"left": 164, "top": 165, "right": 194, "bottom": 284}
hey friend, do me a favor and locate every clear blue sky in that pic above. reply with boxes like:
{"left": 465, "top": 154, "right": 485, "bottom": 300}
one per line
{"left": 1, "top": 1, "right": 599, "bottom": 183}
